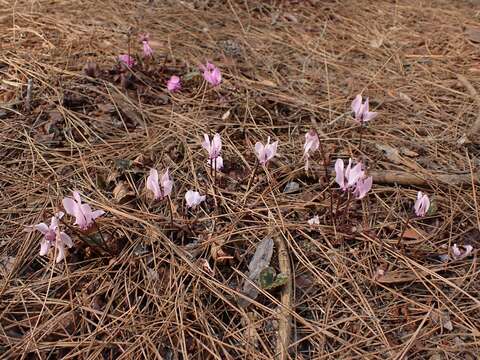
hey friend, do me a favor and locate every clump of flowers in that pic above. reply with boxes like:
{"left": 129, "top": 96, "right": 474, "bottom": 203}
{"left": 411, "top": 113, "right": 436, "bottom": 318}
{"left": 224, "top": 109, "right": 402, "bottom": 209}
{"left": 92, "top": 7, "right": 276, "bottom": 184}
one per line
{"left": 31, "top": 212, "right": 73, "bottom": 263}
{"left": 200, "top": 61, "right": 222, "bottom": 87}
{"left": 351, "top": 94, "right": 377, "bottom": 124}
{"left": 167, "top": 75, "right": 181, "bottom": 92}
{"left": 334, "top": 158, "right": 372, "bottom": 199}
{"left": 62, "top": 191, "right": 105, "bottom": 231}
{"left": 146, "top": 168, "right": 173, "bottom": 200}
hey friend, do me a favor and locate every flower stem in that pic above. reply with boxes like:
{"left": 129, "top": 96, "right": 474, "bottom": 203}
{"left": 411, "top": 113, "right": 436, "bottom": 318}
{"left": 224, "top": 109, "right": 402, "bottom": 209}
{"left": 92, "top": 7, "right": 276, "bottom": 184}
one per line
{"left": 358, "top": 123, "right": 365, "bottom": 154}
{"left": 397, "top": 213, "right": 412, "bottom": 247}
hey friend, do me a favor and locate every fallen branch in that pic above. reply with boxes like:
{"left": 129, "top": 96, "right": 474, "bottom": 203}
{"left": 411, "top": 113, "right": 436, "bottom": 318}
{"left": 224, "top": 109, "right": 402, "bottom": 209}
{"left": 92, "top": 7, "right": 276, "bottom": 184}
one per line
{"left": 457, "top": 74, "right": 480, "bottom": 144}
{"left": 275, "top": 233, "right": 292, "bottom": 360}
{"left": 368, "top": 170, "right": 479, "bottom": 186}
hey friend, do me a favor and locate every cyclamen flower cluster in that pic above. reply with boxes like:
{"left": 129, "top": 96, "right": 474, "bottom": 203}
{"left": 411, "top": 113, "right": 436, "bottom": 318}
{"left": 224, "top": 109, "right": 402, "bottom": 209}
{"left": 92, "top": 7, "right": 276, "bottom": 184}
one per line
{"left": 31, "top": 191, "right": 105, "bottom": 263}
{"left": 334, "top": 158, "right": 372, "bottom": 200}
{"left": 115, "top": 34, "right": 222, "bottom": 93}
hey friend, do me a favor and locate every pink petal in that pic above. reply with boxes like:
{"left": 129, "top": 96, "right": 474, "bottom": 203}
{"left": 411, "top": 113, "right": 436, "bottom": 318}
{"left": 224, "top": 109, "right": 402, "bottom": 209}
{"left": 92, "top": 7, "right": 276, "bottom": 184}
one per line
{"left": 91, "top": 210, "right": 105, "bottom": 220}
{"left": 34, "top": 223, "right": 49, "bottom": 235}
{"left": 146, "top": 168, "right": 161, "bottom": 199}
{"left": 62, "top": 198, "right": 77, "bottom": 216}
{"left": 351, "top": 94, "right": 362, "bottom": 114}
{"left": 334, "top": 159, "right": 345, "bottom": 190}
{"left": 60, "top": 232, "right": 74, "bottom": 248}
{"left": 73, "top": 191, "right": 82, "bottom": 204}
{"left": 55, "top": 243, "right": 66, "bottom": 263}
{"left": 39, "top": 239, "right": 50, "bottom": 256}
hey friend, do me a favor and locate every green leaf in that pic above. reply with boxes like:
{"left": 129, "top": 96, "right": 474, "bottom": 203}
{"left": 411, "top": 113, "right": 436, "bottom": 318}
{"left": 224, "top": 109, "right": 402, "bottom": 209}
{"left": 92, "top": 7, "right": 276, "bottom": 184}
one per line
{"left": 259, "top": 267, "right": 276, "bottom": 289}
{"left": 259, "top": 268, "right": 289, "bottom": 290}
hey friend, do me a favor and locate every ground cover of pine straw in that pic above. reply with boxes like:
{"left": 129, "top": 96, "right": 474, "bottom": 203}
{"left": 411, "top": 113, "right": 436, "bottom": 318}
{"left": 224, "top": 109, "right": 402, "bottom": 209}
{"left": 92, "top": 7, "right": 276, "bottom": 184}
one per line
{"left": 1, "top": 0, "right": 480, "bottom": 358}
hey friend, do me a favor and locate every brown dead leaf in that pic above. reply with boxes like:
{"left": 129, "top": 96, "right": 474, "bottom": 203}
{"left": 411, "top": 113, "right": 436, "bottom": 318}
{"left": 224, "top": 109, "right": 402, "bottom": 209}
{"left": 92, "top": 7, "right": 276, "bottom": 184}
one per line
{"left": 401, "top": 228, "right": 425, "bottom": 240}
{"left": 465, "top": 26, "right": 480, "bottom": 43}
{"left": 400, "top": 147, "right": 419, "bottom": 157}
{"left": 370, "top": 35, "right": 384, "bottom": 48}
{"left": 257, "top": 79, "right": 277, "bottom": 87}
{"left": 113, "top": 181, "right": 134, "bottom": 203}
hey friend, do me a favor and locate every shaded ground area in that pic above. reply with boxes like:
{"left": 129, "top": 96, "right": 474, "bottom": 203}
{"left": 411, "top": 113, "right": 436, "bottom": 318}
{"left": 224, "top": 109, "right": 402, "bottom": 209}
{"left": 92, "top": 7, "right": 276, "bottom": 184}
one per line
{"left": 1, "top": 0, "right": 480, "bottom": 358}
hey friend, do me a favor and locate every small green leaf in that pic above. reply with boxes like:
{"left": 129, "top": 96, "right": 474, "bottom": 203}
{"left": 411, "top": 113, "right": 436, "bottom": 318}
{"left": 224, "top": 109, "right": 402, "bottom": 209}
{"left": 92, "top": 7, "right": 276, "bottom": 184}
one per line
{"left": 259, "top": 267, "right": 276, "bottom": 289}
{"left": 427, "top": 199, "right": 437, "bottom": 216}
{"left": 271, "top": 273, "right": 288, "bottom": 288}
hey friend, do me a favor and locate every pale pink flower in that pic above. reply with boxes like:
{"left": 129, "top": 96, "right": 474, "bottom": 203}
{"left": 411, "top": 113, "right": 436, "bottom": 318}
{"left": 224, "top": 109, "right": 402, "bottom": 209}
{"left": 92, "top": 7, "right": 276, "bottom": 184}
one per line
{"left": 185, "top": 190, "right": 206, "bottom": 208}
{"left": 62, "top": 191, "right": 105, "bottom": 231}
{"left": 32, "top": 212, "right": 73, "bottom": 263}
{"left": 414, "top": 191, "right": 430, "bottom": 217}
{"left": 167, "top": 75, "right": 181, "bottom": 92}
{"left": 353, "top": 176, "right": 373, "bottom": 200}
{"left": 207, "top": 156, "right": 224, "bottom": 170}
{"left": 202, "top": 133, "right": 222, "bottom": 159}
{"left": 140, "top": 33, "right": 153, "bottom": 58}
{"left": 199, "top": 61, "right": 222, "bottom": 86}
{"left": 351, "top": 94, "right": 377, "bottom": 124}
{"left": 452, "top": 244, "right": 473, "bottom": 260}
{"left": 118, "top": 54, "right": 136, "bottom": 68}
{"left": 146, "top": 168, "right": 173, "bottom": 200}
{"left": 440, "top": 244, "right": 474, "bottom": 262}
{"left": 304, "top": 129, "right": 319, "bottom": 171}
{"left": 335, "top": 158, "right": 365, "bottom": 191}
{"left": 308, "top": 215, "right": 320, "bottom": 226}
{"left": 255, "top": 137, "right": 278, "bottom": 165}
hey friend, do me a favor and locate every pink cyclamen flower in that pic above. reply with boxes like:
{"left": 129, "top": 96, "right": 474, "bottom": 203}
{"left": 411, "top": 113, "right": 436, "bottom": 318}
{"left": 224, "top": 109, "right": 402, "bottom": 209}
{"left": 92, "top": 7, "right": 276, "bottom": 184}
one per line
{"left": 185, "top": 190, "right": 206, "bottom": 208}
{"left": 146, "top": 168, "right": 173, "bottom": 200}
{"left": 304, "top": 129, "right": 319, "bottom": 171}
{"left": 32, "top": 212, "right": 73, "bottom": 263}
{"left": 202, "top": 133, "right": 222, "bottom": 159}
{"left": 352, "top": 176, "right": 373, "bottom": 200}
{"left": 118, "top": 54, "right": 136, "bottom": 68}
{"left": 167, "top": 75, "right": 181, "bottom": 92}
{"left": 452, "top": 244, "right": 474, "bottom": 260}
{"left": 62, "top": 191, "right": 105, "bottom": 231}
{"left": 199, "top": 62, "right": 222, "bottom": 86}
{"left": 255, "top": 137, "right": 278, "bottom": 165}
{"left": 414, "top": 191, "right": 430, "bottom": 217}
{"left": 335, "top": 158, "right": 365, "bottom": 191}
{"left": 207, "top": 156, "right": 224, "bottom": 170}
{"left": 139, "top": 33, "right": 153, "bottom": 58}
{"left": 351, "top": 94, "right": 377, "bottom": 124}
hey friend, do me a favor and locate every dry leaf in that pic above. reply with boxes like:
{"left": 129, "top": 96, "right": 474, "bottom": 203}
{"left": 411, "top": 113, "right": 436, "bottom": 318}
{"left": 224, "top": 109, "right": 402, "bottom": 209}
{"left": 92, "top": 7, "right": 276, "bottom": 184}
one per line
{"left": 465, "top": 26, "right": 480, "bottom": 43}
{"left": 400, "top": 147, "right": 419, "bottom": 157}
{"left": 401, "top": 228, "right": 425, "bottom": 240}
{"left": 113, "top": 181, "right": 134, "bottom": 203}
{"left": 238, "top": 237, "right": 274, "bottom": 308}
{"left": 431, "top": 311, "right": 453, "bottom": 331}
{"left": 257, "top": 79, "right": 277, "bottom": 87}
{"left": 376, "top": 144, "right": 403, "bottom": 164}
{"left": 221, "top": 109, "right": 231, "bottom": 120}
{"left": 398, "top": 92, "right": 413, "bottom": 104}
{"left": 370, "top": 35, "right": 384, "bottom": 48}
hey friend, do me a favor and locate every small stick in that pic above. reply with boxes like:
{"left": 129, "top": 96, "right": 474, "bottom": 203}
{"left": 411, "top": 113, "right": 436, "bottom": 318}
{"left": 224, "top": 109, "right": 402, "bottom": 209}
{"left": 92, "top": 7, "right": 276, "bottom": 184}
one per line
{"left": 25, "top": 79, "right": 33, "bottom": 112}
{"left": 246, "top": 160, "right": 259, "bottom": 193}
{"left": 167, "top": 195, "right": 174, "bottom": 227}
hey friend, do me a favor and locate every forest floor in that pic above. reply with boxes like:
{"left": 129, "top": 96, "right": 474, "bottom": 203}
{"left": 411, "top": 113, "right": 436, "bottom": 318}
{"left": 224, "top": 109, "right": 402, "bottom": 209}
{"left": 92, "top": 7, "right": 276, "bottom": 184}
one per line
{"left": 2, "top": 0, "right": 480, "bottom": 359}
